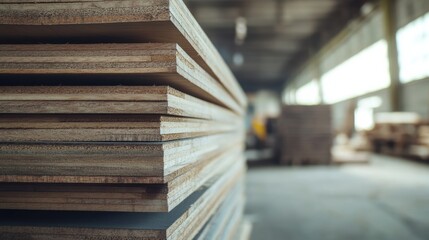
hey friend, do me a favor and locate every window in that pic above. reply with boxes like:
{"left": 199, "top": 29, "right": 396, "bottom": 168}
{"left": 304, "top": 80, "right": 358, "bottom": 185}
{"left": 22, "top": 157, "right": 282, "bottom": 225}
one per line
{"left": 355, "top": 96, "right": 382, "bottom": 131}
{"left": 397, "top": 12, "right": 429, "bottom": 83}
{"left": 321, "top": 40, "right": 390, "bottom": 104}
{"left": 295, "top": 80, "right": 321, "bottom": 105}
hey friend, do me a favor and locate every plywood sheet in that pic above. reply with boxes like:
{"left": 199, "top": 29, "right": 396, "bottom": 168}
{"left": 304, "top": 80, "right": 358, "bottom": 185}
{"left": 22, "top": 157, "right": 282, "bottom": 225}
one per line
{"left": 0, "top": 132, "right": 244, "bottom": 182}
{"left": 0, "top": 0, "right": 247, "bottom": 108}
{"left": 0, "top": 43, "right": 243, "bottom": 114}
{"left": 0, "top": 114, "right": 238, "bottom": 142}
{"left": 0, "top": 160, "right": 246, "bottom": 240}
{"left": 0, "top": 86, "right": 239, "bottom": 122}
{"left": 0, "top": 148, "right": 244, "bottom": 212}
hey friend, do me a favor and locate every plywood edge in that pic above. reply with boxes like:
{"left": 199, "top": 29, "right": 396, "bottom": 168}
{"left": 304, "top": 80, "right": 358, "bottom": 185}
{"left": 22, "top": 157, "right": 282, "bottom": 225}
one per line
{"left": 0, "top": 0, "right": 171, "bottom": 25}
{"left": 174, "top": 44, "right": 243, "bottom": 115}
{"left": 168, "top": 0, "right": 247, "bottom": 108}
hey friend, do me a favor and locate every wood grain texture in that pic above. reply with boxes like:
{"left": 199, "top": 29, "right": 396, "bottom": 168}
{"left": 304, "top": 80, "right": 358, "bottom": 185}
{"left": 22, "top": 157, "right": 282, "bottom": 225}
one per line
{"left": 195, "top": 180, "right": 244, "bottom": 240}
{"left": 0, "top": 132, "right": 244, "bottom": 182}
{"left": 0, "top": 148, "right": 244, "bottom": 212}
{"left": 0, "top": 43, "right": 243, "bottom": 114}
{"left": 0, "top": 160, "right": 246, "bottom": 240}
{"left": 0, "top": 114, "right": 238, "bottom": 142}
{"left": 0, "top": 86, "right": 240, "bottom": 122}
{"left": 0, "top": 0, "right": 247, "bottom": 108}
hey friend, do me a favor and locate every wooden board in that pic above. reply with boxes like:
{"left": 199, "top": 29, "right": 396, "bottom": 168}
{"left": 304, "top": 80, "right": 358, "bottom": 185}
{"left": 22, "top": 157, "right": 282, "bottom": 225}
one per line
{"left": 0, "top": 147, "right": 244, "bottom": 212}
{"left": 195, "top": 180, "right": 244, "bottom": 240}
{"left": 0, "top": 43, "right": 243, "bottom": 114}
{"left": 0, "top": 160, "right": 246, "bottom": 240}
{"left": 233, "top": 220, "right": 253, "bottom": 240}
{"left": 0, "top": 0, "right": 247, "bottom": 108}
{"left": 0, "top": 86, "right": 239, "bottom": 122}
{"left": 0, "top": 132, "right": 244, "bottom": 183}
{"left": 0, "top": 114, "right": 238, "bottom": 142}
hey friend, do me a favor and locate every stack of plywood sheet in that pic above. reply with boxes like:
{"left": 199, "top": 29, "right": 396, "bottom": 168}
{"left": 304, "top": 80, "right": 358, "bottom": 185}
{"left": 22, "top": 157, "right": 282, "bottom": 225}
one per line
{"left": 367, "top": 112, "right": 422, "bottom": 156}
{"left": 0, "top": 0, "right": 250, "bottom": 239}
{"left": 278, "top": 105, "right": 333, "bottom": 165}
{"left": 406, "top": 123, "right": 429, "bottom": 160}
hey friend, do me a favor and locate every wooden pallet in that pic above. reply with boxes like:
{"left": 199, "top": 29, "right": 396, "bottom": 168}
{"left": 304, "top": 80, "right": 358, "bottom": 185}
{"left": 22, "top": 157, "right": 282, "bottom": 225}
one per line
{"left": 0, "top": 43, "right": 242, "bottom": 114}
{"left": 0, "top": 0, "right": 247, "bottom": 108}
{"left": 278, "top": 105, "right": 333, "bottom": 165}
{"left": 0, "top": 160, "right": 246, "bottom": 240}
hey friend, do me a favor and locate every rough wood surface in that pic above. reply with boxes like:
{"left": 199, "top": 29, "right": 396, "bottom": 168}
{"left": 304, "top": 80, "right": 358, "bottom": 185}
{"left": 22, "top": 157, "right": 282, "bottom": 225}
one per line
{"left": 0, "top": 114, "right": 238, "bottom": 142}
{"left": 0, "top": 160, "right": 246, "bottom": 240}
{"left": 0, "top": 132, "right": 244, "bottom": 181}
{"left": 0, "top": 0, "right": 247, "bottom": 109}
{"left": 0, "top": 43, "right": 243, "bottom": 114}
{"left": 0, "top": 148, "right": 244, "bottom": 212}
{"left": 0, "top": 86, "right": 239, "bottom": 122}
{"left": 195, "top": 181, "right": 244, "bottom": 240}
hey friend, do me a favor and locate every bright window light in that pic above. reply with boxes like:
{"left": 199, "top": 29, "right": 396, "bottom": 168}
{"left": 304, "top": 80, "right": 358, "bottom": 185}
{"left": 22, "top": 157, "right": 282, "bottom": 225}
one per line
{"left": 357, "top": 96, "right": 382, "bottom": 108}
{"left": 295, "top": 80, "right": 321, "bottom": 105}
{"left": 355, "top": 96, "right": 382, "bottom": 131}
{"left": 321, "top": 40, "right": 390, "bottom": 104}
{"left": 355, "top": 107, "right": 374, "bottom": 131}
{"left": 397, "top": 12, "right": 429, "bottom": 83}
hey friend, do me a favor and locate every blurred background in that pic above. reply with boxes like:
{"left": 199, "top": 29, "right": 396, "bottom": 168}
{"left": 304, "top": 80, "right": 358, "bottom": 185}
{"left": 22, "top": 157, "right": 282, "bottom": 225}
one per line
{"left": 187, "top": 0, "right": 429, "bottom": 239}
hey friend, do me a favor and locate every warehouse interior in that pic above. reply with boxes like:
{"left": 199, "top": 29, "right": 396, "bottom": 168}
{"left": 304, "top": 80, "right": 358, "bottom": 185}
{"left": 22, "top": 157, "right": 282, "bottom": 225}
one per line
{"left": 0, "top": 0, "right": 428, "bottom": 240}
{"left": 188, "top": 0, "right": 429, "bottom": 239}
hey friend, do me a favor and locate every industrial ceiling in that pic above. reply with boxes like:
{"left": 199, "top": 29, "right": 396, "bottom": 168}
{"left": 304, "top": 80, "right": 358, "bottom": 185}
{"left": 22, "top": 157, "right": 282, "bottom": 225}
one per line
{"left": 186, "top": 0, "right": 371, "bottom": 92}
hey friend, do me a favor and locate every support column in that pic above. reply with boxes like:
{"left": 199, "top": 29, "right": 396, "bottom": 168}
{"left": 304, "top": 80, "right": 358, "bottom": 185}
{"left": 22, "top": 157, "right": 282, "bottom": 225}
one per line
{"left": 381, "top": 0, "right": 401, "bottom": 111}
{"left": 313, "top": 56, "right": 324, "bottom": 104}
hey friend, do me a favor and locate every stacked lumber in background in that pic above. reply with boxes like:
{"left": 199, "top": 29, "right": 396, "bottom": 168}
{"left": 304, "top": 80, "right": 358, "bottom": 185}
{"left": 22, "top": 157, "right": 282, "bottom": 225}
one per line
{"left": 409, "top": 123, "right": 429, "bottom": 160}
{"left": 367, "top": 112, "right": 429, "bottom": 160}
{"left": 367, "top": 112, "right": 421, "bottom": 157}
{"left": 278, "top": 105, "right": 333, "bottom": 165}
{"left": 0, "top": 0, "right": 250, "bottom": 239}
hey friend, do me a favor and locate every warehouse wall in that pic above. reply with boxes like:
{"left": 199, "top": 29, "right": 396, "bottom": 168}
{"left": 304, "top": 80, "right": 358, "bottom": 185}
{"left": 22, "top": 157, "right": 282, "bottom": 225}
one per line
{"left": 402, "top": 78, "right": 429, "bottom": 119}
{"left": 284, "top": 0, "right": 429, "bottom": 131}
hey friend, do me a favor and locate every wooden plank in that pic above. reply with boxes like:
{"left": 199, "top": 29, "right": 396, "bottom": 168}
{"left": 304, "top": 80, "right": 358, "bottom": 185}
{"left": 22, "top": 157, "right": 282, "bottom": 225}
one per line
{"left": 233, "top": 220, "right": 253, "bottom": 240}
{"left": 0, "top": 86, "right": 239, "bottom": 122}
{"left": 0, "top": 148, "right": 244, "bottom": 212}
{"left": 0, "top": 132, "right": 244, "bottom": 182}
{"left": 0, "top": 43, "right": 243, "bottom": 114}
{"left": 0, "top": 114, "right": 238, "bottom": 142}
{"left": 0, "top": 160, "right": 246, "bottom": 240}
{"left": 195, "top": 181, "right": 244, "bottom": 240}
{"left": 0, "top": 0, "right": 247, "bottom": 108}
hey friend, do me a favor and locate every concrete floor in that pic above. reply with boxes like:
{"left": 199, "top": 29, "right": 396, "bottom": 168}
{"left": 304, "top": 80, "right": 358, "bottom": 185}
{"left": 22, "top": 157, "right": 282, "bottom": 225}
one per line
{"left": 245, "top": 155, "right": 429, "bottom": 240}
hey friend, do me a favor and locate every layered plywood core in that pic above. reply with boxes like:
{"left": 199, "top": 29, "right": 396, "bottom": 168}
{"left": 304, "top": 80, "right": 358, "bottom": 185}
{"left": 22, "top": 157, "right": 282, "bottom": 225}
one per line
{"left": 0, "top": 44, "right": 242, "bottom": 114}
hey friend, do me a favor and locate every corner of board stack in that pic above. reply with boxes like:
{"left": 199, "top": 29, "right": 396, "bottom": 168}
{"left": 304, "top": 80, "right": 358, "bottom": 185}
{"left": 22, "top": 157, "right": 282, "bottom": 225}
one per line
{"left": 0, "top": 0, "right": 251, "bottom": 239}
